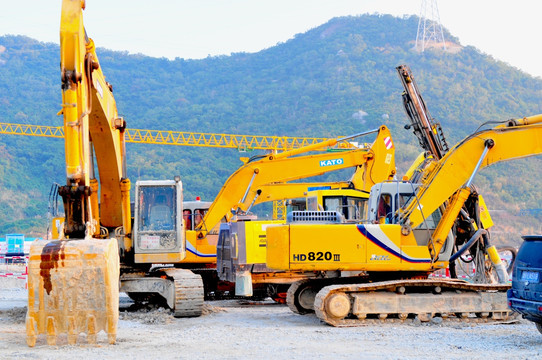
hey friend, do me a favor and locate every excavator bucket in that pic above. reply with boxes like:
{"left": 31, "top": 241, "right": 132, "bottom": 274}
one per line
{"left": 25, "top": 238, "right": 119, "bottom": 347}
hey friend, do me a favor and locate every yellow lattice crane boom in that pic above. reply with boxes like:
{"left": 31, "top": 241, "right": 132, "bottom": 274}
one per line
{"left": 0, "top": 123, "right": 342, "bottom": 220}
{"left": 0, "top": 122, "right": 330, "bottom": 151}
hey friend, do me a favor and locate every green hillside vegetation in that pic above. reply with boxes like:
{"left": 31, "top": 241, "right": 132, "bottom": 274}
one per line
{"left": 0, "top": 14, "right": 541, "bottom": 245}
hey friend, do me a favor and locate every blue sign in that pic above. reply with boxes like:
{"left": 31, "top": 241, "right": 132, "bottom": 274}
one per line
{"left": 319, "top": 158, "right": 344, "bottom": 167}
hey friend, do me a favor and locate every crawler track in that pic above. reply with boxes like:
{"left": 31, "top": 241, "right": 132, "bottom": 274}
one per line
{"left": 313, "top": 279, "right": 516, "bottom": 327}
{"left": 163, "top": 268, "right": 204, "bottom": 317}
{"left": 287, "top": 279, "right": 316, "bottom": 314}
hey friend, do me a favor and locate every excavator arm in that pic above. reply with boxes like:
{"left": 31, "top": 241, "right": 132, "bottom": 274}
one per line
{"left": 197, "top": 125, "right": 395, "bottom": 236}
{"left": 403, "top": 115, "right": 542, "bottom": 231}
{"left": 59, "top": 0, "right": 131, "bottom": 238}
{"left": 397, "top": 64, "right": 498, "bottom": 279}
{"left": 396, "top": 64, "right": 449, "bottom": 160}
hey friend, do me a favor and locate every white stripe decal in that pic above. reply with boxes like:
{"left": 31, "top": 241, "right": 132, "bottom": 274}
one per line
{"left": 384, "top": 136, "right": 393, "bottom": 150}
{"left": 358, "top": 224, "right": 431, "bottom": 263}
{"left": 186, "top": 241, "right": 216, "bottom": 258}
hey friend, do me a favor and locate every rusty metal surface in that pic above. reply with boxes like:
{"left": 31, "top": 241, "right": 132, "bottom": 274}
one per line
{"left": 313, "top": 279, "right": 515, "bottom": 327}
{"left": 26, "top": 238, "right": 119, "bottom": 346}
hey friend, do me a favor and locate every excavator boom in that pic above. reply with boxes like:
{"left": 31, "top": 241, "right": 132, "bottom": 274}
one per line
{"left": 404, "top": 115, "right": 542, "bottom": 228}
{"left": 59, "top": 0, "right": 130, "bottom": 236}
{"left": 198, "top": 125, "right": 395, "bottom": 237}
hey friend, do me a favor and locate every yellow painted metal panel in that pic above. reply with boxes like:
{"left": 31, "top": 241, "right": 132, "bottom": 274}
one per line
{"left": 244, "top": 220, "right": 283, "bottom": 264}
{"left": 266, "top": 225, "right": 290, "bottom": 270}
{"left": 266, "top": 222, "right": 439, "bottom": 273}
{"left": 478, "top": 194, "right": 494, "bottom": 229}
{"left": 51, "top": 217, "right": 65, "bottom": 240}
{"left": 365, "top": 227, "right": 402, "bottom": 265}
{"left": 287, "top": 224, "right": 366, "bottom": 271}
{"left": 181, "top": 231, "right": 216, "bottom": 264}
{"left": 399, "top": 246, "right": 433, "bottom": 271}
{"left": 399, "top": 230, "right": 418, "bottom": 246}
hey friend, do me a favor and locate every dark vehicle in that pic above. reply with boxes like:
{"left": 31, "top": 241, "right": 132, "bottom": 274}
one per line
{"left": 508, "top": 235, "right": 542, "bottom": 333}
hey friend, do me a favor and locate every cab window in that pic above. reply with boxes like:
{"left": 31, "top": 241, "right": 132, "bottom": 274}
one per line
{"left": 139, "top": 185, "right": 176, "bottom": 231}
{"left": 194, "top": 208, "right": 207, "bottom": 228}
{"left": 306, "top": 196, "right": 318, "bottom": 211}
{"left": 183, "top": 209, "right": 192, "bottom": 230}
{"left": 323, "top": 197, "right": 341, "bottom": 213}
{"left": 377, "top": 193, "right": 392, "bottom": 223}
{"left": 324, "top": 196, "right": 367, "bottom": 221}
{"left": 346, "top": 197, "right": 367, "bottom": 220}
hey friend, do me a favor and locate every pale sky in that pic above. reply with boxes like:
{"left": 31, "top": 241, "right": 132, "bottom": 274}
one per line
{"left": 1, "top": 0, "right": 541, "bottom": 78}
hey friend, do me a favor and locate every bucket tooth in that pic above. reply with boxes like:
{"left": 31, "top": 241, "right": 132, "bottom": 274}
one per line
{"left": 87, "top": 314, "right": 97, "bottom": 344}
{"left": 46, "top": 316, "right": 57, "bottom": 345}
{"left": 107, "top": 315, "right": 117, "bottom": 344}
{"left": 25, "top": 315, "right": 36, "bottom": 347}
{"left": 67, "top": 316, "right": 77, "bottom": 345}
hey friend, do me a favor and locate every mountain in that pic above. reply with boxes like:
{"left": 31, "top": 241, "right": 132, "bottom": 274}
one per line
{"left": 0, "top": 14, "right": 541, "bottom": 245}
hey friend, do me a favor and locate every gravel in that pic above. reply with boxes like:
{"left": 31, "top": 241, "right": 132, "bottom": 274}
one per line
{"left": 1, "top": 277, "right": 541, "bottom": 359}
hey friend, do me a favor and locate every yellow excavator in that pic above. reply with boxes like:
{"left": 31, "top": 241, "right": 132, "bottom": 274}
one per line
{"left": 25, "top": 0, "right": 209, "bottom": 346}
{"left": 266, "top": 113, "right": 542, "bottom": 325}
{"left": 216, "top": 125, "right": 396, "bottom": 300}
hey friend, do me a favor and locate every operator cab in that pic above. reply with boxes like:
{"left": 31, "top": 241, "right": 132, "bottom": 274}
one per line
{"left": 368, "top": 181, "right": 453, "bottom": 259}
{"left": 182, "top": 198, "right": 213, "bottom": 231}
{"left": 305, "top": 188, "right": 369, "bottom": 222}
{"left": 133, "top": 179, "right": 185, "bottom": 259}
{"left": 368, "top": 182, "right": 420, "bottom": 224}
{"left": 368, "top": 181, "right": 443, "bottom": 228}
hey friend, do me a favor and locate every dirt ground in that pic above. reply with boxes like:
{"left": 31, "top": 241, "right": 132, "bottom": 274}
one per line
{"left": 1, "top": 273, "right": 541, "bottom": 360}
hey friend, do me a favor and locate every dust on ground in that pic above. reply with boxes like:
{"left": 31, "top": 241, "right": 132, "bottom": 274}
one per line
{"left": 1, "top": 277, "right": 542, "bottom": 360}
{"left": 0, "top": 305, "right": 26, "bottom": 322}
{"left": 119, "top": 303, "right": 225, "bottom": 325}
